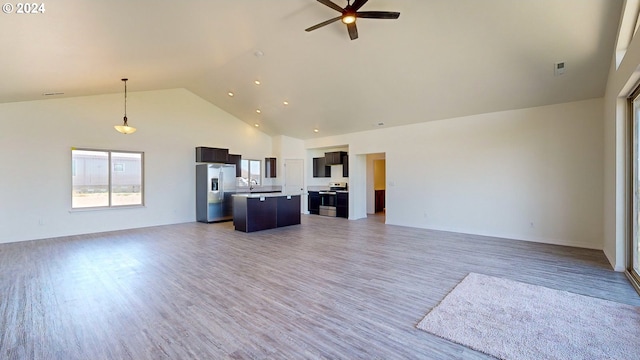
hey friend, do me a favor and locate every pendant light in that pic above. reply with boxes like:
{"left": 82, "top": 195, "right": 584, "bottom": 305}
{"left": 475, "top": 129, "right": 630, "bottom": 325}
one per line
{"left": 114, "top": 78, "right": 137, "bottom": 134}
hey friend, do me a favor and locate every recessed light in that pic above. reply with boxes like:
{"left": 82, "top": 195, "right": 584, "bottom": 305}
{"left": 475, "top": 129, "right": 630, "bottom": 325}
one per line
{"left": 283, "top": 101, "right": 289, "bottom": 106}
{"left": 254, "top": 80, "right": 261, "bottom": 85}
{"left": 228, "top": 92, "right": 234, "bottom": 97}
{"left": 314, "top": 129, "right": 319, "bottom": 133}
{"left": 256, "top": 109, "right": 261, "bottom": 114}
{"left": 254, "top": 50, "right": 264, "bottom": 57}
{"left": 254, "top": 123, "right": 260, "bottom": 127}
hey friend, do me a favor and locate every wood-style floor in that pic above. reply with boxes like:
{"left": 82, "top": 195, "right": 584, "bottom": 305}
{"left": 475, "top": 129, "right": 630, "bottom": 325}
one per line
{"left": 1, "top": 214, "right": 638, "bottom": 359}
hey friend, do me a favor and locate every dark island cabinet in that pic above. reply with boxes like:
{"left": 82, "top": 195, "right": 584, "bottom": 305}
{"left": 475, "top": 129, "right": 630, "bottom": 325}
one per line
{"left": 337, "top": 192, "right": 348, "bottom": 218}
{"left": 313, "top": 157, "right": 331, "bottom": 178}
{"left": 196, "top": 147, "right": 229, "bottom": 163}
{"left": 308, "top": 191, "right": 320, "bottom": 214}
{"left": 277, "top": 196, "right": 301, "bottom": 227}
{"left": 233, "top": 195, "right": 301, "bottom": 233}
{"left": 234, "top": 197, "right": 277, "bottom": 232}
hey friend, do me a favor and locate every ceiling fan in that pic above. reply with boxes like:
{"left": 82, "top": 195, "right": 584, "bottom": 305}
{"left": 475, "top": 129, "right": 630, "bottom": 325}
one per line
{"left": 305, "top": 0, "right": 400, "bottom": 40}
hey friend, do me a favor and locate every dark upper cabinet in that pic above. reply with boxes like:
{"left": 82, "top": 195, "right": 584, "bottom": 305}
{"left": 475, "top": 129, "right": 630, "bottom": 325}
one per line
{"left": 265, "top": 157, "right": 277, "bottom": 178}
{"left": 227, "top": 154, "right": 242, "bottom": 177}
{"left": 342, "top": 154, "right": 349, "bottom": 177}
{"left": 313, "top": 157, "right": 331, "bottom": 178}
{"left": 196, "top": 147, "right": 229, "bottom": 163}
{"left": 324, "top": 151, "right": 347, "bottom": 165}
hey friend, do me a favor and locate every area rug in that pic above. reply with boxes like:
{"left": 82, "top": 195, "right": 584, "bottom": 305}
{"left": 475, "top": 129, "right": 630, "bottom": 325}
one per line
{"left": 416, "top": 273, "right": 640, "bottom": 360}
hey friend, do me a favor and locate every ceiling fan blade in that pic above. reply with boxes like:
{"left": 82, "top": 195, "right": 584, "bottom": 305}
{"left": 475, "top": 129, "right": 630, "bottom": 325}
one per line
{"left": 305, "top": 16, "right": 342, "bottom": 32}
{"left": 356, "top": 11, "right": 400, "bottom": 19}
{"left": 347, "top": 22, "right": 358, "bottom": 40}
{"left": 316, "top": 0, "right": 344, "bottom": 13}
{"left": 351, "top": 0, "right": 369, "bottom": 11}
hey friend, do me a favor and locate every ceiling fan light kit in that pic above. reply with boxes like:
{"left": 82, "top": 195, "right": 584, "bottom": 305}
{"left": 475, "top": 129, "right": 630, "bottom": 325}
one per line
{"left": 342, "top": 14, "right": 356, "bottom": 24}
{"left": 305, "top": 0, "right": 400, "bottom": 40}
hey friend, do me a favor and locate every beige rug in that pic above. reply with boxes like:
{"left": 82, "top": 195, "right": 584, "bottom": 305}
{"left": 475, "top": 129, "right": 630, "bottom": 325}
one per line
{"left": 417, "top": 273, "right": 640, "bottom": 360}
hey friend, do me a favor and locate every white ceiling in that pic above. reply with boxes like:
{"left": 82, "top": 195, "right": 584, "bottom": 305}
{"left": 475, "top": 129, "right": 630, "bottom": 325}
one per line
{"left": 0, "top": 0, "right": 623, "bottom": 139}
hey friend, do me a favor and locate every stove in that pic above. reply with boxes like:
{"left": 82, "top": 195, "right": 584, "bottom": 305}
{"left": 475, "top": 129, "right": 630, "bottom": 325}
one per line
{"left": 319, "top": 182, "right": 347, "bottom": 217}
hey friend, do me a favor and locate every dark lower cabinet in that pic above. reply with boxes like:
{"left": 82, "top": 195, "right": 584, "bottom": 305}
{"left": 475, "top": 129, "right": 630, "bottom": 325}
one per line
{"left": 234, "top": 197, "right": 277, "bottom": 233}
{"left": 277, "top": 196, "right": 301, "bottom": 227}
{"left": 375, "top": 190, "right": 385, "bottom": 213}
{"left": 234, "top": 195, "right": 301, "bottom": 232}
{"left": 308, "top": 191, "right": 320, "bottom": 214}
{"left": 337, "top": 192, "right": 348, "bottom": 218}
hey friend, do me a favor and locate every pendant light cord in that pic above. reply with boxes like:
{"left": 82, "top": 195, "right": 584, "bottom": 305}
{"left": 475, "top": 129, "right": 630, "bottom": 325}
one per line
{"left": 122, "top": 78, "right": 128, "bottom": 125}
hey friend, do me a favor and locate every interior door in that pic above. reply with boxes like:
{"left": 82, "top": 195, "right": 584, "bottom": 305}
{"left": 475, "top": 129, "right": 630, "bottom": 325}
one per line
{"left": 284, "top": 159, "right": 304, "bottom": 212}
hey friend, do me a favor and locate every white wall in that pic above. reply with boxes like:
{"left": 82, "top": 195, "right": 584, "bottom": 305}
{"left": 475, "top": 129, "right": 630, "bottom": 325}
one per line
{"left": 307, "top": 98, "right": 605, "bottom": 249}
{"left": 272, "top": 134, "right": 306, "bottom": 193}
{"left": 0, "top": 88, "right": 273, "bottom": 244}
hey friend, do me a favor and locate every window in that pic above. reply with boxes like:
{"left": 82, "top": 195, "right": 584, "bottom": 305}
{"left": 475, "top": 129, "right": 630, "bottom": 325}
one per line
{"left": 239, "top": 159, "right": 261, "bottom": 187}
{"left": 629, "top": 88, "right": 640, "bottom": 294}
{"left": 72, "top": 149, "right": 144, "bottom": 208}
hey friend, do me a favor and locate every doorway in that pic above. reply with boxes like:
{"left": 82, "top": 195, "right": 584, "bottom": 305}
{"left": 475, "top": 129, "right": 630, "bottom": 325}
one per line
{"left": 365, "top": 153, "right": 386, "bottom": 221}
{"left": 374, "top": 159, "right": 386, "bottom": 213}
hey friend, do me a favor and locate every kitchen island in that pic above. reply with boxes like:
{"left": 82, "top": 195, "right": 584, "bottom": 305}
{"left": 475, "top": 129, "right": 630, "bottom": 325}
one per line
{"left": 232, "top": 193, "right": 301, "bottom": 232}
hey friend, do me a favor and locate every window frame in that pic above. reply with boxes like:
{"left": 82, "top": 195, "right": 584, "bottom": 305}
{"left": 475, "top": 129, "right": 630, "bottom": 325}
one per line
{"left": 627, "top": 85, "right": 640, "bottom": 295}
{"left": 239, "top": 159, "right": 262, "bottom": 187}
{"left": 71, "top": 148, "right": 145, "bottom": 210}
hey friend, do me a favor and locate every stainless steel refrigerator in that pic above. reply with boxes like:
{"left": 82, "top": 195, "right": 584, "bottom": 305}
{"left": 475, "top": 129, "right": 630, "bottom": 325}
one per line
{"left": 196, "top": 163, "right": 237, "bottom": 223}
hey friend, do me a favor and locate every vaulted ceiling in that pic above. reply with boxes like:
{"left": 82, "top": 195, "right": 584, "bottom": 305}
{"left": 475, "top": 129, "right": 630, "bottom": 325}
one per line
{"left": 0, "top": 0, "right": 622, "bottom": 139}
